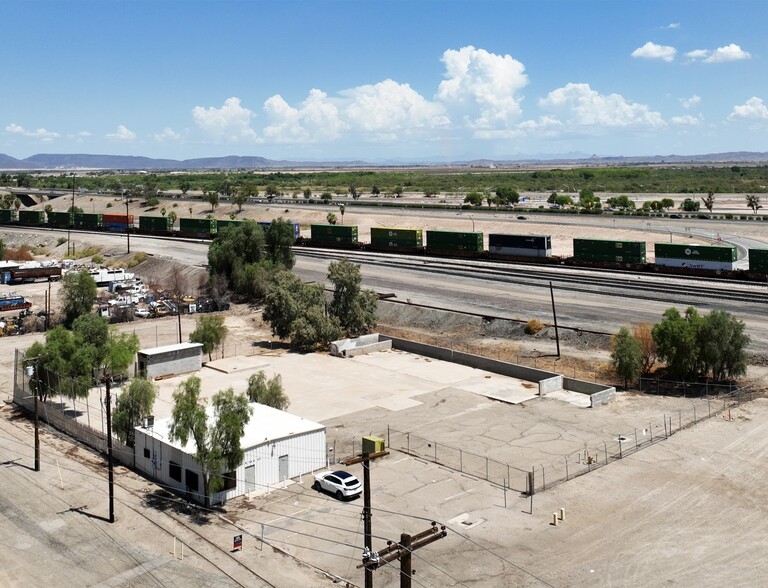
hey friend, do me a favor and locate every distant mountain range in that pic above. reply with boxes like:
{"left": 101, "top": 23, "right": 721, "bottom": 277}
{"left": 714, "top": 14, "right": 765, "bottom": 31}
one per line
{"left": 2, "top": 151, "right": 768, "bottom": 171}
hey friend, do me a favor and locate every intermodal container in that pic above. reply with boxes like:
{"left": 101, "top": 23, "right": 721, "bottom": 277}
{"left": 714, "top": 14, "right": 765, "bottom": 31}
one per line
{"left": 311, "top": 224, "right": 358, "bottom": 245}
{"left": 0, "top": 209, "right": 17, "bottom": 224}
{"left": 179, "top": 218, "right": 217, "bottom": 238}
{"left": 18, "top": 210, "right": 46, "bottom": 226}
{"left": 654, "top": 242, "right": 737, "bottom": 263}
{"left": 257, "top": 221, "right": 301, "bottom": 239}
{"left": 489, "top": 234, "right": 552, "bottom": 258}
{"left": 102, "top": 214, "right": 134, "bottom": 225}
{"left": 749, "top": 248, "right": 768, "bottom": 273}
{"left": 573, "top": 238, "right": 646, "bottom": 263}
{"left": 370, "top": 227, "right": 423, "bottom": 250}
{"left": 138, "top": 215, "right": 174, "bottom": 233}
{"left": 426, "top": 230, "right": 483, "bottom": 256}
{"left": 74, "top": 213, "right": 103, "bottom": 229}
{"left": 47, "top": 211, "right": 73, "bottom": 228}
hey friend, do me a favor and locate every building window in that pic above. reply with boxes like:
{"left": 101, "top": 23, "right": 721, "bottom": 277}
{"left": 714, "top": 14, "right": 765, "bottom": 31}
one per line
{"left": 185, "top": 470, "right": 199, "bottom": 492}
{"left": 143, "top": 447, "right": 150, "bottom": 459}
{"left": 169, "top": 461, "right": 182, "bottom": 482}
{"left": 222, "top": 471, "right": 237, "bottom": 490}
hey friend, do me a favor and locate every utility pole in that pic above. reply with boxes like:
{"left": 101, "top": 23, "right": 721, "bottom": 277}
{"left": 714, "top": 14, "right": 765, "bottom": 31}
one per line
{"left": 125, "top": 195, "right": 131, "bottom": 254}
{"left": 343, "top": 449, "right": 389, "bottom": 588}
{"left": 549, "top": 281, "right": 560, "bottom": 358}
{"left": 105, "top": 377, "right": 115, "bottom": 523}
{"left": 357, "top": 523, "right": 448, "bottom": 588}
{"left": 68, "top": 175, "right": 75, "bottom": 256}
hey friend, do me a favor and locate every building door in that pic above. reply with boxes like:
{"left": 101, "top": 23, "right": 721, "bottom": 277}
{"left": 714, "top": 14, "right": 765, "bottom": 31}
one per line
{"left": 278, "top": 454, "right": 289, "bottom": 482}
{"left": 245, "top": 465, "right": 255, "bottom": 493}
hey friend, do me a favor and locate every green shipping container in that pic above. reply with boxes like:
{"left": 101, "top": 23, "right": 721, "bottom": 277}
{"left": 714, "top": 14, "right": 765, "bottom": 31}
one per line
{"left": 371, "top": 227, "right": 423, "bottom": 249}
{"left": 573, "top": 238, "right": 646, "bottom": 263}
{"left": 749, "top": 249, "right": 768, "bottom": 273}
{"left": 73, "top": 213, "right": 103, "bottom": 228}
{"left": 180, "top": 218, "right": 217, "bottom": 235}
{"left": 311, "top": 224, "right": 358, "bottom": 244}
{"left": 47, "top": 211, "right": 74, "bottom": 228}
{"left": 654, "top": 242, "right": 737, "bottom": 263}
{"left": 139, "top": 215, "right": 173, "bottom": 232}
{"left": 0, "top": 209, "right": 18, "bottom": 223}
{"left": 426, "top": 230, "right": 483, "bottom": 252}
{"left": 18, "top": 210, "right": 46, "bottom": 225}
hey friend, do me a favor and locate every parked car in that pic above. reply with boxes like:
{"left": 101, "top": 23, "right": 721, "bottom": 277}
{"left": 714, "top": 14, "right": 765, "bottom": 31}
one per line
{"left": 313, "top": 470, "right": 362, "bottom": 500}
{"left": 134, "top": 307, "right": 150, "bottom": 318}
{"left": 517, "top": 215, "right": 528, "bottom": 220}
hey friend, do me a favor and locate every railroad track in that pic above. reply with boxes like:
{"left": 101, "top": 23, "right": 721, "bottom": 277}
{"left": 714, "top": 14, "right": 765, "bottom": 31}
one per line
{"left": 297, "top": 249, "right": 768, "bottom": 307}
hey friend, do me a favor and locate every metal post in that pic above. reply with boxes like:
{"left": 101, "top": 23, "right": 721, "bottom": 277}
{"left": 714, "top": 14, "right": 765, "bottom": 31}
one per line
{"left": 105, "top": 378, "right": 115, "bottom": 523}
{"left": 549, "top": 282, "right": 560, "bottom": 358}
{"left": 363, "top": 454, "right": 373, "bottom": 588}
{"left": 34, "top": 381, "right": 40, "bottom": 472}
{"left": 400, "top": 533, "right": 412, "bottom": 588}
{"left": 565, "top": 457, "right": 569, "bottom": 480}
{"left": 125, "top": 198, "right": 131, "bottom": 254}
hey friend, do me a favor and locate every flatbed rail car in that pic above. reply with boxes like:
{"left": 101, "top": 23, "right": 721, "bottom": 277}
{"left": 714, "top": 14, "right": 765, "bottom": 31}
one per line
{"left": 9, "top": 267, "right": 62, "bottom": 283}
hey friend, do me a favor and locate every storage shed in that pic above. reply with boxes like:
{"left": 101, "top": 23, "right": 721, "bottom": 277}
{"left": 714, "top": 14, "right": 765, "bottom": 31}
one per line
{"left": 137, "top": 342, "right": 203, "bottom": 379}
{"left": 134, "top": 403, "right": 327, "bottom": 505}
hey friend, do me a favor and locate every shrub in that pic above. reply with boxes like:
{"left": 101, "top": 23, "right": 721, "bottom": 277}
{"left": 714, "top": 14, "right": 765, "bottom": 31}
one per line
{"left": 128, "top": 252, "right": 148, "bottom": 267}
{"left": 91, "top": 255, "right": 104, "bottom": 264}
{"left": 524, "top": 319, "right": 545, "bottom": 335}
{"left": 56, "top": 237, "right": 68, "bottom": 246}
{"left": 106, "top": 202, "right": 112, "bottom": 208}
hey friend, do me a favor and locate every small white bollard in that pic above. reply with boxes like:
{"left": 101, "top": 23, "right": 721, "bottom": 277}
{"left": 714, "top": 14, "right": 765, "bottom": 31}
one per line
{"left": 552, "top": 513, "right": 558, "bottom": 526}
{"left": 560, "top": 508, "right": 566, "bottom": 521}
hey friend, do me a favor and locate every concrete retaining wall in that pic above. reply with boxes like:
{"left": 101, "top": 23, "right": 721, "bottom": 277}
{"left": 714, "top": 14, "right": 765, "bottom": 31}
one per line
{"left": 563, "top": 377, "right": 616, "bottom": 407}
{"left": 331, "top": 333, "right": 393, "bottom": 357}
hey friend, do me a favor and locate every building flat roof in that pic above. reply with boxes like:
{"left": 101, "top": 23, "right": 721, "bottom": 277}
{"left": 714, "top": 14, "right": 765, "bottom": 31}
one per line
{"left": 138, "top": 342, "right": 203, "bottom": 357}
{"left": 142, "top": 402, "right": 325, "bottom": 454}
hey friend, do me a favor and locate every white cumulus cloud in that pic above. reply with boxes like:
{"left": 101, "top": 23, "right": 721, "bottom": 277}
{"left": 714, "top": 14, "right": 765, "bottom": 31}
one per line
{"left": 686, "top": 44, "right": 751, "bottom": 63}
{"left": 192, "top": 97, "right": 258, "bottom": 143}
{"left": 664, "top": 23, "right": 681, "bottom": 29}
{"left": 106, "top": 125, "right": 136, "bottom": 142}
{"left": 729, "top": 97, "right": 768, "bottom": 120}
{"left": 670, "top": 115, "right": 701, "bottom": 126}
{"left": 263, "top": 89, "right": 345, "bottom": 143}
{"left": 5, "top": 123, "right": 60, "bottom": 141}
{"left": 152, "top": 127, "right": 181, "bottom": 142}
{"left": 437, "top": 45, "right": 528, "bottom": 130}
{"left": 343, "top": 80, "right": 449, "bottom": 138}
{"left": 538, "top": 83, "right": 666, "bottom": 128}
{"left": 631, "top": 42, "right": 677, "bottom": 62}
{"left": 680, "top": 95, "right": 701, "bottom": 109}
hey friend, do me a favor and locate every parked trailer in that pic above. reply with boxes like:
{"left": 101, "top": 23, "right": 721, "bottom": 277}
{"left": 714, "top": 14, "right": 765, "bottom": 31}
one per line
{"left": 654, "top": 242, "right": 737, "bottom": 271}
{"left": 370, "top": 227, "right": 423, "bottom": 252}
{"left": 426, "top": 230, "right": 483, "bottom": 257}
{"left": 573, "top": 238, "right": 646, "bottom": 264}
{"left": 9, "top": 267, "right": 62, "bottom": 282}
{"left": 749, "top": 248, "right": 768, "bottom": 273}
{"left": 310, "top": 224, "right": 358, "bottom": 246}
{"left": 489, "top": 234, "right": 552, "bottom": 258}
{"left": 257, "top": 221, "right": 301, "bottom": 239}
{"left": 103, "top": 214, "right": 135, "bottom": 232}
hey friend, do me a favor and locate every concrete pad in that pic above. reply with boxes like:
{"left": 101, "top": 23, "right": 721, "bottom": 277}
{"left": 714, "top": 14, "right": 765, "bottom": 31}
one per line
{"left": 544, "top": 388, "right": 592, "bottom": 408}
{"left": 476, "top": 388, "right": 539, "bottom": 405}
{"left": 204, "top": 356, "right": 271, "bottom": 374}
{"left": 375, "top": 396, "right": 423, "bottom": 411}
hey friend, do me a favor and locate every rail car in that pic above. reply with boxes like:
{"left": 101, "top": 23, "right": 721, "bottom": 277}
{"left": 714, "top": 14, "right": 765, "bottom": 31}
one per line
{"left": 4, "top": 211, "right": 768, "bottom": 280}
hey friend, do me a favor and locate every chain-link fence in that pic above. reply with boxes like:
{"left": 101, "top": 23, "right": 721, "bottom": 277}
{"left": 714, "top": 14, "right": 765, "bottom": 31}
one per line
{"left": 638, "top": 377, "right": 737, "bottom": 397}
{"left": 528, "top": 388, "right": 755, "bottom": 494}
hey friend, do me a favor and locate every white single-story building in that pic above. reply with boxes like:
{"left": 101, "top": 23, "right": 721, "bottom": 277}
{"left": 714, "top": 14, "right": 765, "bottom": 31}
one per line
{"left": 137, "top": 342, "right": 203, "bottom": 379}
{"left": 134, "top": 402, "right": 327, "bottom": 505}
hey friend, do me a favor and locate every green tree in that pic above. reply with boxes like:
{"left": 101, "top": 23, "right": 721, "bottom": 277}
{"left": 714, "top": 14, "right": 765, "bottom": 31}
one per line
{"left": 578, "top": 189, "right": 601, "bottom": 210}
{"left": 554, "top": 194, "right": 574, "bottom": 207}
{"left": 393, "top": 186, "right": 404, "bottom": 197}
{"left": 607, "top": 195, "right": 634, "bottom": 210}
{"left": 112, "top": 378, "right": 158, "bottom": 447}
{"left": 205, "top": 189, "right": 219, "bottom": 212}
{"left": 208, "top": 219, "right": 266, "bottom": 283}
{"left": 245, "top": 371, "right": 290, "bottom": 410}
{"left": 746, "top": 194, "right": 762, "bottom": 214}
{"left": 328, "top": 259, "right": 378, "bottom": 337}
{"left": 371, "top": 185, "right": 381, "bottom": 197}
{"left": 179, "top": 180, "right": 191, "bottom": 195}
{"left": 265, "top": 184, "right": 278, "bottom": 198}
{"left": 303, "top": 188, "right": 312, "bottom": 199}
{"left": 681, "top": 198, "right": 700, "bottom": 212}
{"left": 60, "top": 269, "right": 98, "bottom": 327}
{"left": 652, "top": 307, "right": 703, "bottom": 380}
{"left": 189, "top": 314, "right": 228, "bottom": 361}
{"left": 321, "top": 192, "right": 333, "bottom": 203}
{"left": 697, "top": 310, "right": 749, "bottom": 380}
{"left": 169, "top": 376, "right": 252, "bottom": 506}
{"left": 660, "top": 198, "right": 675, "bottom": 210}
{"left": 701, "top": 192, "right": 715, "bottom": 212}
{"left": 464, "top": 192, "right": 483, "bottom": 207}
{"left": 326, "top": 212, "right": 337, "bottom": 225}
{"left": 231, "top": 189, "right": 247, "bottom": 213}
{"left": 348, "top": 184, "right": 360, "bottom": 200}
{"left": 495, "top": 186, "right": 520, "bottom": 206}
{"left": 611, "top": 326, "right": 643, "bottom": 388}
{"left": 265, "top": 217, "right": 296, "bottom": 269}
{"left": 145, "top": 196, "right": 159, "bottom": 208}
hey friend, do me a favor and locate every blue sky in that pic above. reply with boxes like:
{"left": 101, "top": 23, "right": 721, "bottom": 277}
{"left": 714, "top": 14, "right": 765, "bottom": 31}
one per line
{"left": 3, "top": 0, "right": 768, "bottom": 162}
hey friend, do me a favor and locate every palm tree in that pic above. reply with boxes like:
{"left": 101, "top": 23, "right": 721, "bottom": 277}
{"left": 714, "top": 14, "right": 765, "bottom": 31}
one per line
{"left": 746, "top": 194, "right": 762, "bottom": 214}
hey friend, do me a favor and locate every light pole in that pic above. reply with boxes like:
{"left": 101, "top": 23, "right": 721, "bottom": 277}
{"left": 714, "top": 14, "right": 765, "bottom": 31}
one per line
{"left": 68, "top": 174, "right": 75, "bottom": 256}
{"left": 24, "top": 364, "right": 40, "bottom": 471}
{"left": 125, "top": 194, "right": 131, "bottom": 254}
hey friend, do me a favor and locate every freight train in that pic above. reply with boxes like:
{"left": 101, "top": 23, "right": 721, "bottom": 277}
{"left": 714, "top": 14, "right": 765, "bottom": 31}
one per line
{"left": 2, "top": 209, "right": 768, "bottom": 278}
